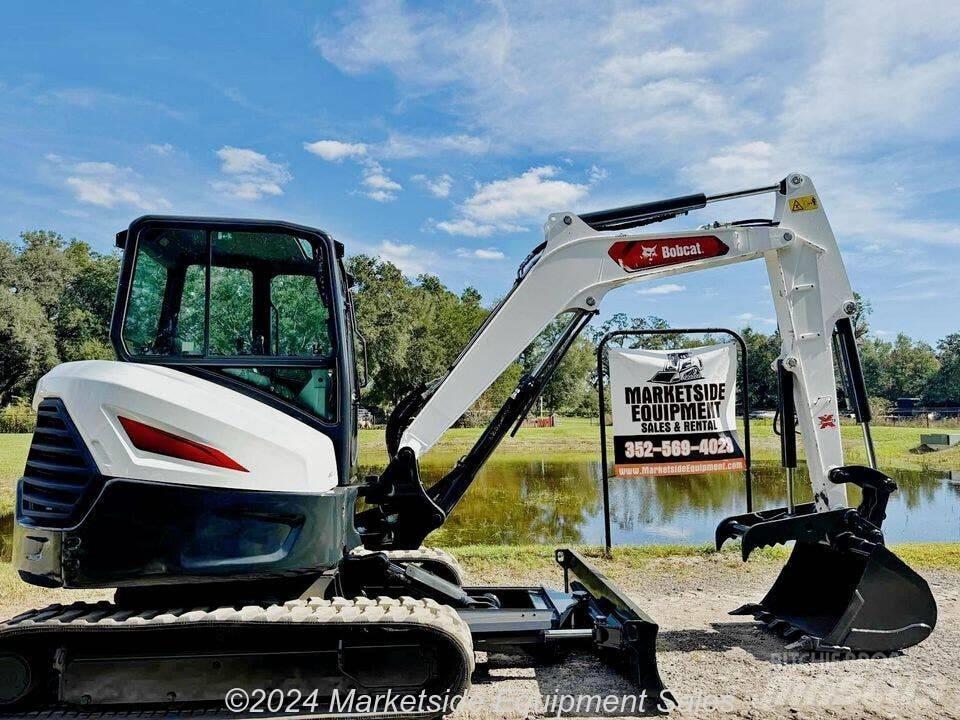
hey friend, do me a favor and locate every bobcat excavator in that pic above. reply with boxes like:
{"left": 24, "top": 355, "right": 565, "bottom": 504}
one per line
{"left": 0, "top": 173, "right": 936, "bottom": 716}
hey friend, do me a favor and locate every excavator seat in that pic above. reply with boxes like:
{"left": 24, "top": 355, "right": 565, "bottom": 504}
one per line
{"left": 716, "top": 466, "right": 937, "bottom": 653}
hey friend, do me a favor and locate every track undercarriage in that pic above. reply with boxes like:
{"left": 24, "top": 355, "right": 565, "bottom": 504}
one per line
{"left": 0, "top": 548, "right": 672, "bottom": 717}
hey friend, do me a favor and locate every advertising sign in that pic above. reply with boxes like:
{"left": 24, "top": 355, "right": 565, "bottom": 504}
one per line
{"left": 609, "top": 344, "right": 746, "bottom": 477}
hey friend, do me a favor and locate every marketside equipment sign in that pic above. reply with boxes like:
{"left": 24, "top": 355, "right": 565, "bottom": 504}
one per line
{"left": 609, "top": 344, "right": 746, "bottom": 477}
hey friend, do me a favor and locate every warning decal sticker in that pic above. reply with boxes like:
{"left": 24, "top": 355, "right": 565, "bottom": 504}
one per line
{"left": 789, "top": 195, "right": 819, "bottom": 212}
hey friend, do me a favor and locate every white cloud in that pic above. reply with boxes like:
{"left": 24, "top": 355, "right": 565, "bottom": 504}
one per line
{"left": 456, "top": 247, "right": 505, "bottom": 260}
{"left": 737, "top": 312, "right": 776, "bottom": 326}
{"left": 302, "top": 140, "right": 405, "bottom": 201}
{"left": 315, "top": 1, "right": 768, "bottom": 161}
{"left": 213, "top": 146, "right": 291, "bottom": 200}
{"left": 37, "top": 87, "right": 186, "bottom": 120}
{"left": 779, "top": 3, "right": 960, "bottom": 153}
{"left": 697, "top": 141, "right": 775, "bottom": 183}
{"left": 66, "top": 176, "right": 149, "bottom": 209}
{"left": 376, "top": 239, "right": 425, "bottom": 274}
{"left": 50, "top": 157, "right": 171, "bottom": 210}
{"left": 412, "top": 173, "right": 453, "bottom": 198}
{"left": 433, "top": 218, "right": 499, "bottom": 237}
{"left": 148, "top": 143, "right": 175, "bottom": 156}
{"left": 636, "top": 283, "right": 685, "bottom": 296}
{"left": 303, "top": 139, "right": 368, "bottom": 161}
{"left": 433, "top": 165, "right": 591, "bottom": 236}
{"left": 363, "top": 169, "right": 401, "bottom": 191}
{"left": 587, "top": 165, "right": 608, "bottom": 183}
{"left": 316, "top": 0, "right": 960, "bottom": 267}
{"left": 360, "top": 161, "right": 402, "bottom": 202}
{"left": 380, "top": 133, "right": 490, "bottom": 159}
{"left": 599, "top": 46, "right": 708, "bottom": 84}
{"left": 462, "top": 166, "right": 589, "bottom": 224}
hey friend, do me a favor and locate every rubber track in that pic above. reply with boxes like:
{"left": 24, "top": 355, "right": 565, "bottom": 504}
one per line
{"left": 0, "top": 596, "right": 474, "bottom": 718}
{"left": 349, "top": 546, "right": 466, "bottom": 586}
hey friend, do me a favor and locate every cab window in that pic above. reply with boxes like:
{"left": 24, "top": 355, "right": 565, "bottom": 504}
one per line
{"left": 121, "top": 226, "right": 336, "bottom": 421}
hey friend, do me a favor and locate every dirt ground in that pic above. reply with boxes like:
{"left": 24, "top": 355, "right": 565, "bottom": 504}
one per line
{"left": 1, "top": 554, "right": 956, "bottom": 720}
{"left": 455, "top": 555, "right": 958, "bottom": 720}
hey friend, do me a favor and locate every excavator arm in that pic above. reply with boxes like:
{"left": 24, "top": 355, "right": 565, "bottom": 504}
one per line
{"left": 358, "top": 172, "right": 861, "bottom": 546}
{"left": 358, "top": 171, "right": 937, "bottom": 656}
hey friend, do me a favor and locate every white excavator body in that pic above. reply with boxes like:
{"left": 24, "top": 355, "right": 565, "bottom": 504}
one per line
{"left": 0, "top": 174, "right": 936, "bottom": 716}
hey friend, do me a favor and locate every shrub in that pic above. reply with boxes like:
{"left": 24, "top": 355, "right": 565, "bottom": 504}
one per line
{"left": 868, "top": 396, "right": 893, "bottom": 422}
{"left": 0, "top": 398, "right": 36, "bottom": 433}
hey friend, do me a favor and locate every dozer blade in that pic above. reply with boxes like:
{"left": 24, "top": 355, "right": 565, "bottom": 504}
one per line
{"left": 556, "top": 549, "right": 675, "bottom": 708}
{"left": 731, "top": 539, "right": 937, "bottom": 653}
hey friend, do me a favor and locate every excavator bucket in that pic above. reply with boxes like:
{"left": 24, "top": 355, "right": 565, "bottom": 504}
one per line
{"left": 717, "top": 498, "right": 937, "bottom": 653}
{"left": 729, "top": 536, "right": 936, "bottom": 652}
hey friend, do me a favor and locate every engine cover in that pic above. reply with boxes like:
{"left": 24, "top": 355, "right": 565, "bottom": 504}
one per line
{"left": 14, "top": 361, "right": 357, "bottom": 590}
{"left": 30, "top": 360, "right": 339, "bottom": 494}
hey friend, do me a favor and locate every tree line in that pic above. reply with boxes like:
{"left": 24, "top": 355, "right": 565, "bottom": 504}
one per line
{"left": 1, "top": 231, "right": 958, "bottom": 430}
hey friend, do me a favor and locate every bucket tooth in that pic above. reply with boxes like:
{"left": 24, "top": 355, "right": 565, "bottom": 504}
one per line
{"left": 730, "top": 603, "right": 762, "bottom": 617}
{"left": 766, "top": 618, "right": 788, "bottom": 633}
{"left": 782, "top": 625, "right": 803, "bottom": 641}
{"left": 785, "top": 635, "right": 821, "bottom": 652}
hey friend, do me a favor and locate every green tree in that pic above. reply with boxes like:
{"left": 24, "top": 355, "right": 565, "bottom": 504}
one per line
{"left": 0, "top": 290, "right": 58, "bottom": 403}
{"left": 924, "top": 333, "right": 960, "bottom": 404}
{"left": 13, "top": 230, "right": 73, "bottom": 315}
{"left": 57, "top": 241, "right": 120, "bottom": 361}
{"left": 852, "top": 291, "right": 872, "bottom": 338}
{"left": 590, "top": 313, "right": 673, "bottom": 349}
{"left": 346, "top": 256, "right": 499, "bottom": 416}
{"left": 0, "top": 231, "right": 119, "bottom": 402}
{"left": 740, "top": 327, "right": 780, "bottom": 409}
{"left": 346, "top": 255, "right": 423, "bottom": 408}
{"left": 860, "top": 334, "right": 939, "bottom": 400}
{"left": 520, "top": 314, "right": 597, "bottom": 415}
{"left": 859, "top": 336, "right": 890, "bottom": 399}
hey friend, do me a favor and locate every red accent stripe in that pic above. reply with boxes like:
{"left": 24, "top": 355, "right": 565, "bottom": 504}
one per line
{"left": 608, "top": 235, "right": 729, "bottom": 272}
{"left": 118, "top": 416, "right": 248, "bottom": 472}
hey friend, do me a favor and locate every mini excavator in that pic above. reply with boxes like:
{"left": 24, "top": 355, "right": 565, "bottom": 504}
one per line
{"left": 1, "top": 173, "right": 936, "bottom": 715}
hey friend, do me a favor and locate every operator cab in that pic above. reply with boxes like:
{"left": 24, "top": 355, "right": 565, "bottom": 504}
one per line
{"left": 113, "top": 216, "right": 361, "bottom": 481}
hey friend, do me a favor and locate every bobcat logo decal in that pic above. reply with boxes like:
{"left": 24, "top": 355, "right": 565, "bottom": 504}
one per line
{"left": 648, "top": 352, "right": 704, "bottom": 384}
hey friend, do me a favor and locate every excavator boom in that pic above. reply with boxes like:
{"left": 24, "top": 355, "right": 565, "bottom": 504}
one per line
{"left": 359, "top": 173, "right": 936, "bottom": 655}
{"left": 381, "top": 174, "right": 852, "bottom": 521}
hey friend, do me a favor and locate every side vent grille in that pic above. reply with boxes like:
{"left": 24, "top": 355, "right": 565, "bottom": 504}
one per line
{"left": 19, "top": 398, "right": 101, "bottom": 528}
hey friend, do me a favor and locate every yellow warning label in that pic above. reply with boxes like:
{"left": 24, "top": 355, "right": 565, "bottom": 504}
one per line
{"left": 789, "top": 194, "right": 819, "bottom": 212}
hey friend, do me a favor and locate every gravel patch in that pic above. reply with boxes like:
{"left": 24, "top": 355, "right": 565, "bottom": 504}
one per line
{"left": 457, "top": 554, "right": 959, "bottom": 720}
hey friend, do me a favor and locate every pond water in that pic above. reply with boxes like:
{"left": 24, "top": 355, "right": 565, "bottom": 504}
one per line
{"left": 389, "top": 459, "right": 960, "bottom": 547}
{"left": 1, "top": 462, "right": 957, "bottom": 560}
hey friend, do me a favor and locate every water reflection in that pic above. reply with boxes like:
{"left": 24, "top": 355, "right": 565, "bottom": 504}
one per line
{"left": 356, "top": 459, "right": 960, "bottom": 546}
{"left": 1, "top": 464, "right": 956, "bottom": 555}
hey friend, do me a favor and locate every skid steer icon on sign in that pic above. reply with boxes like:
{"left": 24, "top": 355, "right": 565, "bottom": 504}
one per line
{"left": 649, "top": 351, "right": 704, "bottom": 384}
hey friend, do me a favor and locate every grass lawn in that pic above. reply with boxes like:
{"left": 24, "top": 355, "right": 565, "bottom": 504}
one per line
{"left": 360, "top": 416, "right": 960, "bottom": 471}
{"left": 1, "top": 419, "right": 958, "bottom": 516}
{"left": 439, "top": 541, "right": 960, "bottom": 573}
{"left": 0, "top": 434, "right": 29, "bottom": 518}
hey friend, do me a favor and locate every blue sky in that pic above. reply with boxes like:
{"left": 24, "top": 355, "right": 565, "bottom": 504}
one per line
{"left": 2, "top": 1, "right": 959, "bottom": 342}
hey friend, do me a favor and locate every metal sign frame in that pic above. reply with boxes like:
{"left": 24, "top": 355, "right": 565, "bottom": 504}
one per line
{"left": 596, "top": 328, "right": 753, "bottom": 554}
